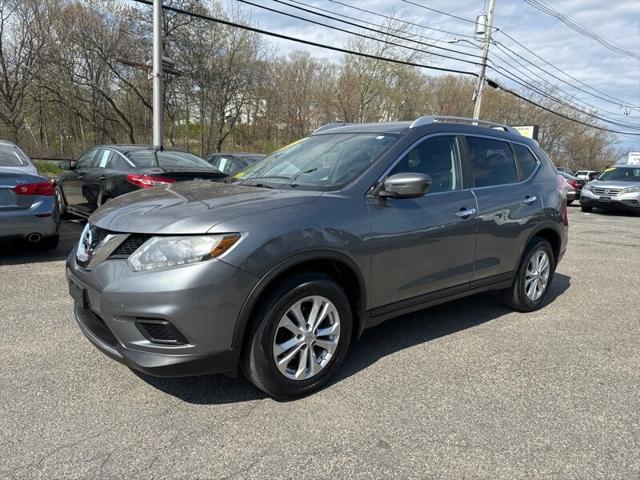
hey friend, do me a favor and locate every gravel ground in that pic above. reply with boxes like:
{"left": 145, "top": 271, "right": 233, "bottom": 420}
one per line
{"left": 1, "top": 207, "right": 639, "bottom": 479}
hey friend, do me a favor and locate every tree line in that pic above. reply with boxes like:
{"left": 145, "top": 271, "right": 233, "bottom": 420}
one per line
{"left": 0, "top": 0, "right": 621, "bottom": 169}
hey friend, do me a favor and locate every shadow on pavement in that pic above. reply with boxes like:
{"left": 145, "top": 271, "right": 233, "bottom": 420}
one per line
{"left": 0, "top": 220, "right": 84, "bottom": 265}
{"left": 139, "top": 273, "right": 571, "bottom": 405}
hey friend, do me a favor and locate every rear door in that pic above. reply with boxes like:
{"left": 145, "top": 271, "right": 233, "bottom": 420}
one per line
{"left": 463, "top": 136, "right": 543, "bottom": 284}
{"left": 369, "top": 134, "right": 478, "bottom": 309}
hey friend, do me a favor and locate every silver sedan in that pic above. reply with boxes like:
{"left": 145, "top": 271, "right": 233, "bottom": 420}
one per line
{"left": 0, "top": 140, "right": 61, "bottom": 248}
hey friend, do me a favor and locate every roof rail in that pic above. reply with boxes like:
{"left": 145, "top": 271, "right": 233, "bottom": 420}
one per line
{"left": 312, "top": 122, "right": 352, "bottom": 134}
{"left": 409, "top": 116, "right": 521, "bottom": 135}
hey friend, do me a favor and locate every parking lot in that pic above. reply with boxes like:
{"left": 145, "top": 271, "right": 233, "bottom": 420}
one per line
{"left": 1, "top": 207, "right": 638, "bottom": 479}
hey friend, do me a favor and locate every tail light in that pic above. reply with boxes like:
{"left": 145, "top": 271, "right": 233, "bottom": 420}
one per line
{"left": 126, "top": 174, "right": 176, "bottom": 189}
{"left": 12, "top": 181, "right": 55, "bottom": 196}
{"left": 567, "top": 180, "right": 581, "bottom": 190}
{"left": 556, "top": 174, "right": 569, "bottom": 192}
{"left": 556, "top": 175, "right": 569, "bottom": 226}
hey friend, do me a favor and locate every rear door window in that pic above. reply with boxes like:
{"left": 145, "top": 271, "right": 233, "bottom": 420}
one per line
{"left": 513, "top": 144, "right": 539, "bottom": 180}
{"left": 466, "top": 137, "right": 518, "bottom": 187}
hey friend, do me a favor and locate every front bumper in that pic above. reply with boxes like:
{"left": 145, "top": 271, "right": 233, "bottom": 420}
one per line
{"left": 580, "top": 189, "right": 640, "bottom": 211}
{"left": 66, "top": 248, "right": 258, "bottom": 377}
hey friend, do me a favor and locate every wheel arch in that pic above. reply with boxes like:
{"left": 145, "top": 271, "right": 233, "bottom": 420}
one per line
{"left": 231, "top": 250, "right": 368, "bottom": 355}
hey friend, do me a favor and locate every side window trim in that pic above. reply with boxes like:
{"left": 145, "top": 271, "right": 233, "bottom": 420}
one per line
{"left": 113, "top": 150, "right": 135, "bottom": 169}
{"left": 370, "top": 132, "right": 464, "bottom": 196}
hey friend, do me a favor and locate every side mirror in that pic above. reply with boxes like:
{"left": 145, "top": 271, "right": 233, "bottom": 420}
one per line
{"left": 58, "top": 161, "right": 72, "bottom": 170}
{"left": 379, "top": 173, "right": 431, "bottom": 198}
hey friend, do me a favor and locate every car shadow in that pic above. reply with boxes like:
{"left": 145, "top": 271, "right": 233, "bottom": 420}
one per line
{"left": 0, "top": 220, "right": 85, "bottom": 265}
{"left": 138, "top": 273, "right": 571, "bottom": 405}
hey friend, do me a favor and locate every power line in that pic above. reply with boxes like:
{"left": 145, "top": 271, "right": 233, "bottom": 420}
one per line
{"left": 282, "top": 0, "right": 481, "bottom": 54}
{"left": 523, "top": 0, "right": 640, "bottom": 61}
{"left": 245, "top": 0, "right": 639, "bottom": 130}
{"left": 128, "top": 0, "right": 640, "bottom": 136}
{"left": 326, "top": 0, "right": 478, "bottom": 40}
{"left": 238, "top": 0, "right": 484, "bottom": 64}
{"left": 490, "top": 45, "right": 640, "bottom": 122}
{"left": 399, "top": 0, "right": 489, "bottom": 27}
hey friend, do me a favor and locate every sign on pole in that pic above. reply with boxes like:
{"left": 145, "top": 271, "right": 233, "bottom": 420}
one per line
{"left": 514, "top": 125, "right": 539, "bottom": 140}
{"left": 628, "top": 152, "right": 640, "bottom": 165}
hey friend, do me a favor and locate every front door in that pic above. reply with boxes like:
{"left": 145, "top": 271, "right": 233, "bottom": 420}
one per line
{"left": 368, "top": 135, "right": 477, "bottom": 310}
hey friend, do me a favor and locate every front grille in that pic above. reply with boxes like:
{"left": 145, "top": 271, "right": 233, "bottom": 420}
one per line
{"left": 136, "top": 320, "right": 188, "bottom": 345}
{"left": 110, "top": 234, "right": 151, "bottom": 258}
{"left": 592, "top": 187, "right": 624, "bottom": 195}
{"left": 92, "top": 226, "right": 111, "bottom": 245}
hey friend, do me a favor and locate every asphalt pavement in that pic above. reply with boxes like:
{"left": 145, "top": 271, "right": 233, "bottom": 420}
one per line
{"left": 1, "top": 208, "right": 638, "bottom": 479}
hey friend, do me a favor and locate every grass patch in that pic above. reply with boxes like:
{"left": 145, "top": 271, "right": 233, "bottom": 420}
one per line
{"left": 34, "top": 160, "right": 62, "bottom": 178}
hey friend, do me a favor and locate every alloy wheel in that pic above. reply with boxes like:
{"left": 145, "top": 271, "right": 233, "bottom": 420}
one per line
{"left": 272, "top": 295, "right": 341, "bottom": 381}
{"left": 525, "top": 250, "right": 550, "bottom": 301}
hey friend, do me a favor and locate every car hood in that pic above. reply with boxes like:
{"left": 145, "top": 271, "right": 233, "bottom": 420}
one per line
{"left": 589, "top": 180, "right": 640, "bottom": 188}
{"left": 89, "top": 181, "right": 322, "bottom": 234}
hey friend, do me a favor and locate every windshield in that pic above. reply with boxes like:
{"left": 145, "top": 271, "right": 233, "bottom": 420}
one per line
{"left": 232, "top": 133, "right": 398, "bottom": 190}
{"left": 596, "top": 167, "right": 640, "bottom": 182}
{"left": 127, "top": 150, "right": 214, "bottom": 169}
{"left": 0, "top": 146, "right": 27, "bottom": 167}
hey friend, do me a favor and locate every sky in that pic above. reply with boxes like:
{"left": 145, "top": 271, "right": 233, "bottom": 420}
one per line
{"left": 230, "top": 0, "right": 640, "bottom": 155}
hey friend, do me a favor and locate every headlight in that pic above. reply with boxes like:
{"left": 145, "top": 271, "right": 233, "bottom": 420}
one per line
{"left": 583, "top": 184, "right": 592, "bottom": 191}
{"left": 623, "top": 185, "right": 640, "bottom": 193}
{"left": 128, "top": 234, "right": 240, "bottom": 271}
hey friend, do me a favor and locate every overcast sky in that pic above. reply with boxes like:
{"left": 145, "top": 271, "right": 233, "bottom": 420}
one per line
{"left": 232, "top": 0, "right": 640, "bottom": 154}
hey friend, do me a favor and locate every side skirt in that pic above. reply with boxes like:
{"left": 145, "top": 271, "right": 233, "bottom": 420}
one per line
{"left": 363, "top": 272, "right": 513, "bottom": 330}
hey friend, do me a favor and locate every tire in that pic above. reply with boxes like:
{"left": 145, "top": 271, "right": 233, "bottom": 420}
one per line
{"left": 37, "top": 235, "right": 60, "bottom": 250}
{"left": 567, "top": 200, "right": 574, "bottom": 206}
{"left": 242, "top": 272, "right": 353, "bottom": 399}
{"left": 56, "top": 188, "right": 74, "bottom": 220}
{"left": 581, "top": 204, "right": 593, "bottom": 213}
{"left": 501, "top": 237, "right": 555, "bottom": 312}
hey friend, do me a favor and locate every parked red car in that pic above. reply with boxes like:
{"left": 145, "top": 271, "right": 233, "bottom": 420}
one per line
{"left": 557, "top": 170, "right": 586, "bottom": 205}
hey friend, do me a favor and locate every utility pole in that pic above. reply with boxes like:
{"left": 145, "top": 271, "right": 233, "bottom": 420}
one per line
{"left": 152, "top": 0, "right": 164, "bottom": 148}
{"left": 473, "top": 0, "right": 496, "bottom": 120}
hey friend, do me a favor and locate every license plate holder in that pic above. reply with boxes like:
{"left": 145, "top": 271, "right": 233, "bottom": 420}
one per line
{"left": 69, "top": 277, "right": 88, "bottom": 309}
{"left": 599, "top": 196, "right": 611, "bottom": 202}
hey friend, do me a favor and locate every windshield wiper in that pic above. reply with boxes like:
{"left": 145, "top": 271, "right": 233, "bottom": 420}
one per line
{"left": 289, "top": 168, "right": 317, "bottom": 187}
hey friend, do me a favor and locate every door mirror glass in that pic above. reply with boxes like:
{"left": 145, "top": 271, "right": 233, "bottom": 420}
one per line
{"left": 380, "top": 173, "right": 431, "bottom": 198}
{"left": 58, "top": 160, "right": 72, "bottom": 170}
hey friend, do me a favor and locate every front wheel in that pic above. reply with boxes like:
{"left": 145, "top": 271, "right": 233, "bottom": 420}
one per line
{"left": 501, "top": 237, "right": 555, "bottom": 312}
{"left": 243, "top": 273, "right": 353, "bottom": 399}
{"left": 581, "top": 204, "right": 593, "bottom": 213}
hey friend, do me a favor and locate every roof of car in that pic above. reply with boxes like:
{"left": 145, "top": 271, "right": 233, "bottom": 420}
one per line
{"left": 208, "top": 152, "right": 266, "bottom": 157}
{"left": 95, "top": 145, "right": 195, "bottom": 155}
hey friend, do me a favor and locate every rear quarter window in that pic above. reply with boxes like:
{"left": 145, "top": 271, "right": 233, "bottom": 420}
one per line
{"left": 513, "top": 144, "right": 539, "bottom": 180}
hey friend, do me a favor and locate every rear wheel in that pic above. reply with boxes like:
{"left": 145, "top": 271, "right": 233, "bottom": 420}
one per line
{"left": 567, "top": 200, "right": 574, "bottom": 206}
{"left": 242, "top": 273, "right": 352, "bottom": 399}
{"left": 501, "top": 237, "right": 555, "bottom": 312}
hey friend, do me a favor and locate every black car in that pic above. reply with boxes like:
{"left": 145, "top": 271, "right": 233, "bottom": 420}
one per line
{"left": 57, "top": 145, "right": 225, "bottom": 218}
{"left": 206, "top": 152, "right": 266, "bottom": 175}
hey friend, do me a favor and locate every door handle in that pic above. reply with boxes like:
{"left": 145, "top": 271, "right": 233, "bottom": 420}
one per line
{"left": 455, "top": 207, "right": 476, "bottom": 219}
{"left": 523, "top": 195, "right": 537, "bottom": 205}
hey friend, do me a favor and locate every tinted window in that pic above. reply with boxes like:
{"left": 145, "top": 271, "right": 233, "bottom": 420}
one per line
{"left": 513, "top": 144, "right": 539, "bottom": 179}
{"left": 389, "top": 136, "right": 461, "bottom": 193}
{"left": 107, "top": 153, "right": 131, "bottom": 170}
{"left": 75, "top": 150, "right": 97, "bottom": 169}
{"left": 95, "top": 149, "right": 114, "bottom": 168}
{"left": 128, "top": 150, "right": 213, "bottom": 168}
{"left": 0, "top": 146, "right": 26, "bottom": 166}
{"left": 467, "top": 137, "right": 518, "bottom": 187}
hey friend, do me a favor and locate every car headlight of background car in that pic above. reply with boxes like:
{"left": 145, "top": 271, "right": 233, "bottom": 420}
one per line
{"left": 128, "top": 234, "right": 240, "bottom": 271}
{"left": 623, "top": 186, "right": 640, "bottom": 193}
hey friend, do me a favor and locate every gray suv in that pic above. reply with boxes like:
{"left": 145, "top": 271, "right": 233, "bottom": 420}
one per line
{"left": 66, "top": 116, "right": 568, "bottom": 399}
